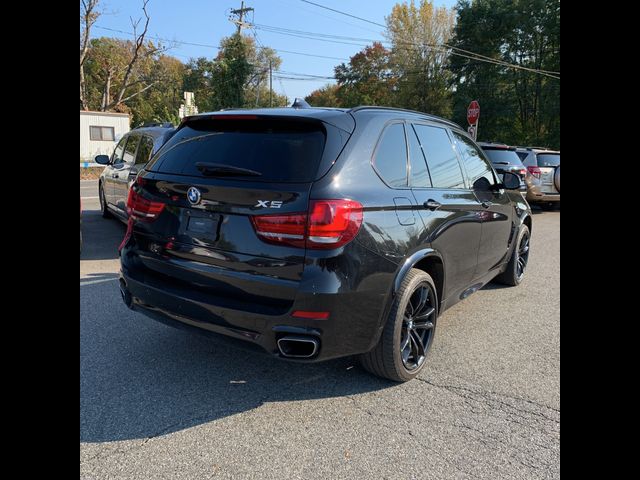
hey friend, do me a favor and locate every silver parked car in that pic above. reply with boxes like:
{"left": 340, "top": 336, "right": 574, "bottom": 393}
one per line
{"left": 515, "top": 147, "right": 560, "bottom": 209}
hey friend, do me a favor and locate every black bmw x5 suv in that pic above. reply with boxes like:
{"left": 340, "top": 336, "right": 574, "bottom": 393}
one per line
{"left": 119, "top": 105, "right": 531, "bottom": 382}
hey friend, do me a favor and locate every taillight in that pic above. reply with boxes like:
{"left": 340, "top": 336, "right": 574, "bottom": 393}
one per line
{"left": 307, "top": 200, "right": 363, "bottom": 249}
{"left": 527, "top": 166, "right": 542, "bottom": 179}
{"left": 251, "top": 199, "right": 363, "bottom": 250}
{"left": 126, "top": 187, "right": 165, "bottom": 222}
{"left": 251, "top": 212, "right": 307, "bottom": 248}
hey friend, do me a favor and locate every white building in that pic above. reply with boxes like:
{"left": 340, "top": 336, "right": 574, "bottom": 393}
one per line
{"left": 80, "top": 111, "right": 130, "bottom": 164}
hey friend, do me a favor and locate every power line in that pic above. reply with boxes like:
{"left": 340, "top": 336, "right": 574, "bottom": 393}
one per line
{"left": 299, "top": 0, "right": 386, "bottom": 28}
{"left": 251, "top": 23, "right": 560, "bottom": 79}
{"left": 94, "top": 25, "right": 347, "bottom": 61}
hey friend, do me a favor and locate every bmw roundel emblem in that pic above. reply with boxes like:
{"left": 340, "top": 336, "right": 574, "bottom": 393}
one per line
{"left": 187, "top": 187, "right": 201, "bottom": 205}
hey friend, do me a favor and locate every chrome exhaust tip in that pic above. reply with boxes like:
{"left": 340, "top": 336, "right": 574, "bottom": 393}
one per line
{"left": 277, "top": 335, "right": 320, "bottom": 358}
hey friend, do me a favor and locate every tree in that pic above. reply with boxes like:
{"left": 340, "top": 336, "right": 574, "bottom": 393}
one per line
{"left": 449, "top": 0, "right": 560, "bottom": 148}
{"left": 81, "top": 0, "right": 164, "bottom": 112}
{"left": 80, "top": 0, "right": 100, "bottom": 110}
{"left": 209, "top": 34, "right": 254, "bottom": 109}
{"left": 305, "top": 84, "right": 342, "bottom": 107}
{"left": 334, "top": 42, "right": 397, "bottom": 107}
{"left": 385, "top": 0, "right": 455, "bottom": 117}
{"left": 128, "top": 55, "right": 186, "bottom": 126}
{"left": 195, "top": 34, "right": 286, "bottom": 110}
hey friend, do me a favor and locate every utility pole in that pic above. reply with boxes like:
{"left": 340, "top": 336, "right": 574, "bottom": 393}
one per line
{"left": 269, "top": 59, "right": 273, "bottom": 107}
{"left": 229, "top": 1, "right": 254, "bottom": 35}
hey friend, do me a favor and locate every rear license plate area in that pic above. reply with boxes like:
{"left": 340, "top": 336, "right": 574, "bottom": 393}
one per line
{"left": 185, "top": 212, "right": 221, "bottom": 243}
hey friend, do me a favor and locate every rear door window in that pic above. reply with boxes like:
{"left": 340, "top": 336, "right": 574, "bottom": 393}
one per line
{"left": 372, "top": 123, "right": 408, "bottom": 188}
{"left": 407, "top": 124, "right": 431, "bottom": 188}
{"left": 148, "top": 119, "right": 326, "bottom": 183}
{"left": 413, "top": 125, "right": 465, "bottom": 189}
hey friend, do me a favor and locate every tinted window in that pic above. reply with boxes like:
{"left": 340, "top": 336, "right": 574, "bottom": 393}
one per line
{"left": 111, "top": 138, "right": 126, "bottom": 165}
{"left": 135, "top": 136, "right": 154, "bottom": 165}
{"left": 148, "top": 119, "right": 326, "bottom": 183}
{"left": 122, "top": 136, "right": 139, "bottom": 164}
{"left": 537, "top": 153, "right": 560, "bottom": 167}
{"left": 517, "top": 151, "right": 536, "bottom": 166}
{"left": 373, "top": 123, "right": 408, "bottom": 188}
{"left": 453, "top": 133, "right": 496, "bottom": 189}
{"left": 408, "top": 125, "right": 431, "bottom": 188}
{"left": 413, "top": 125, "right": 465, "bottom": 189}
{"left": 482, "top": 149, "right": 524, "bottom": 166}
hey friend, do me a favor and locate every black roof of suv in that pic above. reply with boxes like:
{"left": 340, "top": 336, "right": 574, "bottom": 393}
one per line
{"left": 120, "top": 105, "right": 532, "bottom": 382}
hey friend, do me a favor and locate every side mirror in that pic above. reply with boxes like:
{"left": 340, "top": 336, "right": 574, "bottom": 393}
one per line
{"left": 502, "top": 172, "right": 521, "bottom": 190}
{"left": 94, "top": 154, "right": 110, "bottom": 165}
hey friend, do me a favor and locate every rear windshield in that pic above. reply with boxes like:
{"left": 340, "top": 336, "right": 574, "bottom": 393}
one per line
{"left": 146, "top": 119, "right": 326, "bottom": 182}
{"left": 537, "top": 153, "right": 560, "bottom": 167}
{"left": 482, "top": 149, "right": 524, "bottom": 166}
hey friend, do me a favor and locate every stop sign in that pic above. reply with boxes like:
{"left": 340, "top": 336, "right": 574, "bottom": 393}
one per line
{"left": 467, "top": 100, "right": 480, "bottom": 125}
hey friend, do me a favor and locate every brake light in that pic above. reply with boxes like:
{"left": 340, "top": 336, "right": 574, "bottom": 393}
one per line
{"left": 518, "top": 168, "right": 527, "bottom": 176}
{"left": 251, "top": 199, "right": 363, "bottom": 250}
{"left": 291, "top": 310, "right": 330, "bottom": 319}
{"left": 126, "top": 187, "right": 165, "bottom": 222}
{"left": 527, "top": 166, "right": 542, "bottom": 179}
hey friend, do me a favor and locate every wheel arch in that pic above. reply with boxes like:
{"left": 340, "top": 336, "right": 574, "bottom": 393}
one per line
{"left": 393, "top": 249, "right": 445, "bottom": 313}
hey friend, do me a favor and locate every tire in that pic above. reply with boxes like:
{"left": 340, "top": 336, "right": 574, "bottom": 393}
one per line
{"left": 99, "top": 183, "right": 112, "bottom": 219}
{"left": 494, "top": 224, "right": 530, "bottom": 286}
{"left": 554, "top": 166, "right": 560, "bottom": 192}
{"left": 359, "top": 269, "right": 438, "bottom": 382}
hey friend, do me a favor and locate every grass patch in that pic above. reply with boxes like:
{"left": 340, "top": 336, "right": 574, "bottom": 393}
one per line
{"left": 80, "top": 167, "right": 104, "bottom": 180}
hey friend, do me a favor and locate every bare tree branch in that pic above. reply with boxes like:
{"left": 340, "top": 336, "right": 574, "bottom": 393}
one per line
{"left": 110, "top": 0, "right": 151, "bottom": 109}
{"left": 80, "top": 0, "right": 100, "bottom": 110}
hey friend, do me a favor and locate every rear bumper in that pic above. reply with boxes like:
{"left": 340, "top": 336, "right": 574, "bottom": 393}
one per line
{"left": 526, "top": 191, "right": 560, "bottom": 203}
{"left": 119, "top": 250, "right": 392, "bottom": 362}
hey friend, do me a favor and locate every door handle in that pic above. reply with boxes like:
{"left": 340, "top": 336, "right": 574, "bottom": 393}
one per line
{"left": 424, "top": 199, "right": 441, "bottom": 211}
{"left": 481, "top": 201, "right": 492, "bottom": 208}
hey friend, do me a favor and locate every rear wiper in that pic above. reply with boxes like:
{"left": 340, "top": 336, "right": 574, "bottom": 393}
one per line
{"left": 195, "top": 162, "right": 262, "bottom": 177}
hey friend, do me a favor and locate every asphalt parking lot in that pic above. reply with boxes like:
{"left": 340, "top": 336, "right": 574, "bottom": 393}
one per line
{"left": 80, "top": 178, "right": 560, "bottom": 480}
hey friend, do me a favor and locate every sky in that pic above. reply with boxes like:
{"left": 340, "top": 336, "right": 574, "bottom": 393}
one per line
{"left": 93, "top": 0, "right": 457, "bottom": 104}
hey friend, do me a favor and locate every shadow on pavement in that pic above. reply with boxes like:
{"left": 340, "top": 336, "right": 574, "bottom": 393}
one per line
{"left": 80, "top": 209, "right": 126, "bottom": 261}
{"left": 80, "top": 280, "right": 395, "bottom": 444}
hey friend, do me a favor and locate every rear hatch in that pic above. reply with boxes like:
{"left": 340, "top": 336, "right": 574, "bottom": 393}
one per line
{"left": 125, "top": 114, "right": 352, "bottom": 314}
{"left": 536, "top": 152, "right": 560, "bottom": 193}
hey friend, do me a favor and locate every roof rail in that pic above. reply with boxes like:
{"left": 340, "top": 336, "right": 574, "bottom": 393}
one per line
{"left": 135, "top": 122, "right": 174, "bottom": 129}
{"left": 347, "top": 106, "right": 461, "bottom": 129}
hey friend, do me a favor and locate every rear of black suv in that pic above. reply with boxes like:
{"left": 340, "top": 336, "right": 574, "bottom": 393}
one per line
{"left": 119, "top": 106, "right": 531, "bottom": 382}
{"left": 119, "top": 109, "right": 387, "bottom": 362}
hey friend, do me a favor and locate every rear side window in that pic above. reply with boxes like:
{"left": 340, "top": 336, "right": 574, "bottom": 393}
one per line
{"left": 372, "top": 123, "right": 408, "bottom": 188}
{"left": 148, "top": 119, "right": 326, "bottom": 183}
{"left": 413, "top": 125, "right": 465, "bottom": 189}
{"left": 453, "top": 132, "right": 496, "bottom": 189}
{"left": 407, "top": 125, "right": 431, "bottom": 188}
{"left": 135, "top": 136, "right": 154, "bottom": 165}
{"left": 537, "top": 153, "right": 560, "bottom": 167}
